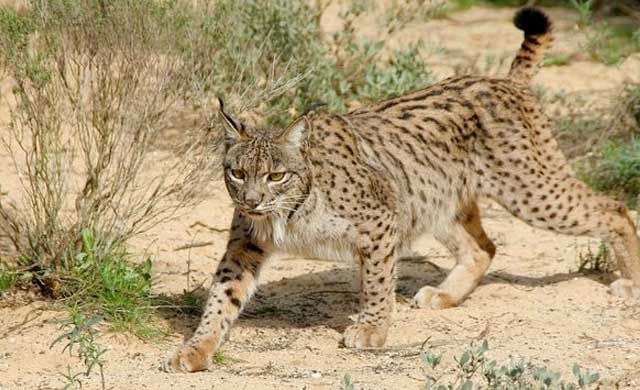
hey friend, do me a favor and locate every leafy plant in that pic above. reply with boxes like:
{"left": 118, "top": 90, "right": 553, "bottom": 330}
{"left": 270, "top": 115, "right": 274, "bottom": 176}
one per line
{"left": 62, "top": 229, "right": 157, "bottom": 337}
{"left": 578, "top": 241, "right": 616, "bottom": 274}
{"left": 341, "top": 373, "right": 356, "bottom": 390}
{"left": 422, "top": 340, "right": 601, "bottom": 389}
{"left": 0, "top": 262, "right": 16, "bottom": 293}
{"left": 52, "top": 310, "right": 107, "bottom": 390}
{"left": 573, "top": 364, "right": 600, "bottom": 388}
{"left": 0, "top": 7, "right": 33, "bottom": 67}
{"left": 570, "top": 0, "right": 595, "bottom": 28}
{"left": 180, "top": 289, "right": 204, "bottom": 316}
{"left": 570, "top": 0, "right": 640, "bottom": 65}
{"left": 456, "top": 340, "right": 490, "bottom": 382}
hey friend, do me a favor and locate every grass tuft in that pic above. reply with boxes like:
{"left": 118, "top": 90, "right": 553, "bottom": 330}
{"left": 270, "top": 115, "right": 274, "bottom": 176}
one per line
{"left": 212, "top": 351, "right": 243, "bottom": 366}
{"left": 578, "top": 241, "right": 616, "bottom": 274}
{"left": 542, "top": 53, "right": 573, "bottom": 67}
{"left": 0, "top": 262, "right": 17, "bottom": 294}
{"left": 55, "top": 228, "right": 158, "bottom": 338}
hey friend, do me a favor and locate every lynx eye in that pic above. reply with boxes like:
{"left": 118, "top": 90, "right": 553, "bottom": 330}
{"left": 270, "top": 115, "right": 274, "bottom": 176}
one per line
{"left": 228, "top": 169, "right": 246, "bottom": 182}
{"left": 267, "top": 171, "right": 288, "bottom": 183}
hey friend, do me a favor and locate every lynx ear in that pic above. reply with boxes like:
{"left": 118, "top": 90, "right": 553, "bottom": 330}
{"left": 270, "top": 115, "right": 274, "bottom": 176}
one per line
{"left": 217, "top": 97, "right": 247, "bottom": 143}
{"left": 279, "top": 116, "right": 310, "bottom": 150}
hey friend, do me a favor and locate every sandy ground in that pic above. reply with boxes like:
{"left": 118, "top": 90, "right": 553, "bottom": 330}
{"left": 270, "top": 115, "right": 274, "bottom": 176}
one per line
{"left": 1, "top": 3, "right": 640, "bottom": 390}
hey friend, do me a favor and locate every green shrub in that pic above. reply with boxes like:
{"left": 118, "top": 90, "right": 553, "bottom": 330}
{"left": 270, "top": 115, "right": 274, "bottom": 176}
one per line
{"left": 552, "top": 82, "right": 639, "bottom": 207}
{"left": 64, "top": 229, "right": 155, "bottom": 335}
{"left": 570, "top": 0, "right": 640, "bottom": 65}
{"left": 209, "top": 0, "right": 431, "bottom": 125}
{"left": 578, "top": 139, "right": 640, "bottom": 207}
{"left": 0, "top": 7, "right": 33, "bottom": 66}
{"left": 0, "top": 262, "right": 17, "bottom": 294}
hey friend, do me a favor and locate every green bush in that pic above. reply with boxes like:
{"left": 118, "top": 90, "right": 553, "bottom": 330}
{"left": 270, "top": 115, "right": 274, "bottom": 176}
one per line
{"left": 64, "top": 229, "right": 155, "bottom": 335}
{"left": 578, "top": 139, "right": 640, "bottom": 207}
{"left": 202, "top": 0, "right": 431, "bottom": 125}
{"left": 0, "top": 262, "right": 17, "bottom": 294}
{"left": 570, "top": 0, "right": 640, "bottom": 65}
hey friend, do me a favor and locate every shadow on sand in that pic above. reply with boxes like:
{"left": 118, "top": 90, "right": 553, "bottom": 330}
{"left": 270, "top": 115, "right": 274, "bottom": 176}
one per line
{"left": 157, "top": 255, "right": 615, "bottom": 340}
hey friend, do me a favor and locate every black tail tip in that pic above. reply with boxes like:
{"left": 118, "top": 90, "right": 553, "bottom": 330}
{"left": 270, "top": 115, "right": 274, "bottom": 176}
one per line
{"left": 514, "top": 7, "right": 550, "bottom": 36}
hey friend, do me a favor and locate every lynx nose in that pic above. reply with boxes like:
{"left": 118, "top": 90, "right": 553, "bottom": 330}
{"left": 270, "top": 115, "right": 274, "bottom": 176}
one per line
{"left": 245, "top": 199, "right": 260, "bottom": 209}
{"left": 243, "top": 193, "right": 262, "bottom": 209}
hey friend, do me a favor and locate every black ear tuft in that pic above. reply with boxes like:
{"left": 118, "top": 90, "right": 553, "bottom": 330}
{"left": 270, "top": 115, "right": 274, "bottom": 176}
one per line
{"left": 514, "top": 7, "right": 551, "bottom": 36}
{"left": 217, "top": 97, "right": 246, "bottom": 142}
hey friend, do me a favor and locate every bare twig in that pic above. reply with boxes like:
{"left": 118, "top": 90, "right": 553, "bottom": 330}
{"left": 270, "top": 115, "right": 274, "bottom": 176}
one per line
{"left": 174, "top": 241, "right": 215, "bottom": 251}
{"left": 189, "top": 221, "right": 230, "bottom": 233}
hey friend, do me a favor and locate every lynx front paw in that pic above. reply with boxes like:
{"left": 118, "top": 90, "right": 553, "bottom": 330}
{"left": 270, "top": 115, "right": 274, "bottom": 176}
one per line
{"left": 413, "top": 286, "right": 457, "bottom": 309}
{"left": 162, "top": 344, "right": 211, "bottom": 373}
{"left": 342, "top": 323, "right": 388, "bottom": 348}
{"left": 609, "top": 278, "right": 640, "bottom": 300}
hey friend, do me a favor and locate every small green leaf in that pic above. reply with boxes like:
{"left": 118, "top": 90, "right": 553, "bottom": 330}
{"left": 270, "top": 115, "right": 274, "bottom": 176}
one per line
{"left": 459, "top": 351, "right": 470, "bottom": 366}
{"left": 573, "top": 363, "right": 581, "bottom": 378}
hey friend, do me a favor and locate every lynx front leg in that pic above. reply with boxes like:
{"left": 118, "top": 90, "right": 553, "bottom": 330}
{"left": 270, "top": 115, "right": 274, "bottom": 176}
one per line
{"left": 343, "top": 227, "right": 397, "bottom": 348}
{"left": 163, "top": 213, "right": 271, "bottom": 373}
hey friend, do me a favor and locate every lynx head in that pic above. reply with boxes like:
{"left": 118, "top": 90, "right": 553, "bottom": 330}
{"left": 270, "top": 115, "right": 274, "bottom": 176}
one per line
{"left": 218, "top": 99, "right": 312, "bottom": 222}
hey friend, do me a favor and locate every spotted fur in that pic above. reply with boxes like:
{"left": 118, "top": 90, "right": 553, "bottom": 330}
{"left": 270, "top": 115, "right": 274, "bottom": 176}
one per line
{"left": 163, "top": 7, "right": 640, "bottom": 373}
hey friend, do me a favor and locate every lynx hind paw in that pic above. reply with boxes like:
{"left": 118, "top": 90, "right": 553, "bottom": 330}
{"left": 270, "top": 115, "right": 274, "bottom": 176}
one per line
{"left": 412, "top": 286, "right": 458, "bottom": 309}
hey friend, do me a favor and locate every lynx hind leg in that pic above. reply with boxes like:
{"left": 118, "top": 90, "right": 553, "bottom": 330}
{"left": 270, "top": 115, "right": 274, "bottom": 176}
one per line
{"left": 460, "top": 201, "right": 497, "bottom": 259}
{"left": 413, "top": 201, "right": 495, "bottom": 309}
{"left": 480, "top": 165, "right": 640, "bottom": 300}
